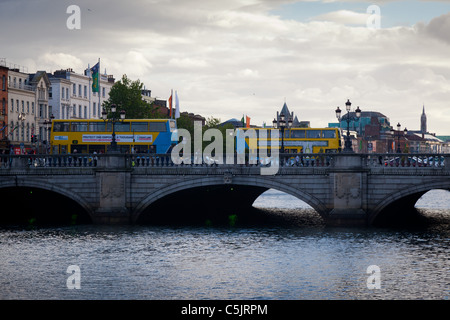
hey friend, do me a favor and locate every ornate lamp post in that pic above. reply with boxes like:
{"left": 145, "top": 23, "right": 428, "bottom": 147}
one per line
{"left": 273, "top": 112, "right": 292, "bottom": 153}
{"left": 391, "top": 122, "right": 407, "bottom": 153}
{"left": 102, "top": 104, "right": 125, "bottom": 152}
{"left": 335, "top": 99, "right": 361, "bottom": 153}
{"left": 43, "top": 114, "right": 54, "bottom": 154}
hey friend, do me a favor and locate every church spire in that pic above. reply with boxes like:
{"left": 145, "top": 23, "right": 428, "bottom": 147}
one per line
{"left": 421, "top": 104, "right": 427, "bottom": 137}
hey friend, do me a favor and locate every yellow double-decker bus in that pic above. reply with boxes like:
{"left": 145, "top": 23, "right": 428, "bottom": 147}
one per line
{"left": 50, "top": 119, "right": 177, "bottom": 154}
{"left": 236, "top": 127, "right": 342, "bottom": 153}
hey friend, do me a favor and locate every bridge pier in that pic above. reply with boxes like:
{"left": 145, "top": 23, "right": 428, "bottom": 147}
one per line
{"left": 93, "top": 153, "right": 131, "bottom": 224}
{"left": 326, "top": 153, "right": 368, "bottom": 226}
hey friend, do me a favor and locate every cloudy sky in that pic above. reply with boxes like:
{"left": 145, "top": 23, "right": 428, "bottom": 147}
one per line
{"left": 1, "top": 0, "right": 450, "bottom": 135}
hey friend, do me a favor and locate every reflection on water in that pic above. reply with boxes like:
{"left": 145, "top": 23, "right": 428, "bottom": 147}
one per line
{"left": 0, "top": 189, "right": 449, "bottom": 300}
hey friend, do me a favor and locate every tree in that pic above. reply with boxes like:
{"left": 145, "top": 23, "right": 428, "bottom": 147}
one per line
{"left": 102, "top": 74, "right": 166, "bottom": 119}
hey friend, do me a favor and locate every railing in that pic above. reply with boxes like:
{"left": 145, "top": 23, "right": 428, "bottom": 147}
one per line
{"left": 363, "top": 153, "right": 446, "bottom": 168}
{"left": 0, "top": 154, "right": 100, "bottom": 168}
{"left": 0, "top": 153, "right": 447, "bottom": 169}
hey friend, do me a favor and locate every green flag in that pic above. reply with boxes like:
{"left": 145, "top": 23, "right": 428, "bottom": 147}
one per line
{"left": 91, "top": 62, "right": 99, "bottom": 93}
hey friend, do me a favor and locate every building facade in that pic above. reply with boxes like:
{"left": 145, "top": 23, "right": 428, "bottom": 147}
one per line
{"left": 0, "top": 65, "right": 8, "bottom": 152}
{"left": 50, "top": 68, "right": 114, "bottom": 121}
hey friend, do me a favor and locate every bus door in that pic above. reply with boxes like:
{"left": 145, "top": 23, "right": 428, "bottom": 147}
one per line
{"left": 59, "top": 144, "right": 68, "bottom": 154}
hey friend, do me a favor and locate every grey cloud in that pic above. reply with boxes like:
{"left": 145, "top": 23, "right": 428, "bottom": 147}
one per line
{"left": 421, "top": 12, "right": 450, "bottom": 44}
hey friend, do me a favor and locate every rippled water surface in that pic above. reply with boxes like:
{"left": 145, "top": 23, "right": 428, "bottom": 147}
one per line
{"left": 0, "top": 189, "right": 449, "bottom": 300}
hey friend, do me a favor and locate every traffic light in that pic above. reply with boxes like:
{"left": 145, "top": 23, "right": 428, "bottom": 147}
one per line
{"left": 31, "top": 134, "right": 35, "bottom": 142}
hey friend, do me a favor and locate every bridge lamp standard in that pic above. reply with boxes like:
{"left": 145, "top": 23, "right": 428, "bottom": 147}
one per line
{"left": 102, "top": 104, "right": 125, "bottom": 153}
{"left": 335, "top": 99, "right": 361, "bottom": 153}
{"left": 391, "top": 122, "right": 408, "bottom": 153}
{"left": 43, "top": 114, "right": 55, "bottom": 154}
{"left": 273, "top": 112, "right": 292, "bottom": 154}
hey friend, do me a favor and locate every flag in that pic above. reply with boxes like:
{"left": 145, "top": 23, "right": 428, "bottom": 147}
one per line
{"left": 168, "top": 90, "right": 173, "bottom": 118}
{"left": 241, "top": 115, "right": 245, "bottom": 126}
{"left": 91, "top": 61, "right": 100, "bottom": 93}
{"left": 246, "top": 116, "right": 250, "bottom": 128}
{"left": 175, "top": 91, "right": 180, "bottom": 119}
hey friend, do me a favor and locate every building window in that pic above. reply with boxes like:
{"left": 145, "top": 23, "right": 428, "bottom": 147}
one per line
{"left": 84, "top": 106, "right": 87, "bottom": 118}
{"left": 73, "top": 84, "right": 76, "bottom": 96}
{"left": 2, "top": 75, "right": 5, "bottom": 90}
{"left": 78, "top": 84, "right": 82, "bottom": 97}
{"left": 10, "top": 99, "right": 13, "bottom": 112}
{"left": 93, "top": 102, "right": 96, "bottom": 116}
{"left": 2, "top": 98, "right": 5, "bottom": 115}
{"left": 16, "top": 100, "right": 19, "bottom": 112}
{"left": 73, "top": 104, "right": 76, "bottom": 117}
{"left": 61, "top": 87, "right": 64, "bottom": 99}
{"left": 66, "top": 88, "right": 69, "bottom": 100}
{"left": 102, "top": 87, "right": 105, "bottom": 98}
{"left": 27, "top": 101, "right": 29, "bottom": 113}
{"left": 32, "top": 102, "right": 35, "bottom": 114}
{"left": 84, "top": 85, "right": 87, "bottom": 98}
{"left": 79, "top": 105, "right": 81, "bottom": 118}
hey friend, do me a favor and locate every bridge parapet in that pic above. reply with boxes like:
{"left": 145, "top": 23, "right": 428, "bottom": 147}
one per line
{"left": 1, "top": 153, "right": 448, "bottom": 171}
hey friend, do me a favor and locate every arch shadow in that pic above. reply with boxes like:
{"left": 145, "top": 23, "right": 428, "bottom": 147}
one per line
{"left": 132, "top": 176, "right": 328, "bottom": 224}
{"left": 369, "top": 179, "right": 450, "bottom": 226}
{"left": 0, "top": 181, "right": 94, "bottom": 225}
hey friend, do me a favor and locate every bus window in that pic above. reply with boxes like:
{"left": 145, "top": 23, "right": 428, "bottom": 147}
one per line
{"left": 71, "top": 122, "right": 88, "bottom": 132}
{"left": 53, "top": 122, "right": 70, "bottom": 132}
{"left": 291, "top": 130, "right": 305, "bottom": 138}
{"left": 149, "top": 122, "right": 167, "bottom": 132}
{"left": 322, "top": 130, "right": 336, "bottom": 138}
{"left": 89, "top": 145, "right": 106, "bottom": 154}
{"left": 115, "top": 122, "right": 130, "bottom": 132}
{"left": 169, "top": 120, "right": 176, "bottom": 132}
{"left": 89, "top": 122, "right": 106, "bottom": 132}
{"left": 71, "top": 145, "right": 88, "bottom": 153}
{"left": 131, "top": 122, "right": 148, "bottom": 132}
{"left": 307, "top": 130, "right": 321, "bottom": 138}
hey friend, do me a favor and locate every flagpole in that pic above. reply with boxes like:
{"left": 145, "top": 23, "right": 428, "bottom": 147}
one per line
{"left": 98, "top": 58, "right": 101, "bottom": 119}
{"left": 88, "top": 63, "right": 91, "bottom": 119}
{"left": 170, "top": 89, "right": 173, "bottom": 119}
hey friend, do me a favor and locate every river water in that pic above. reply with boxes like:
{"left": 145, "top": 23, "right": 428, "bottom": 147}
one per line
{"left": 0, "top": 189, "right": 448, "bottom": 300}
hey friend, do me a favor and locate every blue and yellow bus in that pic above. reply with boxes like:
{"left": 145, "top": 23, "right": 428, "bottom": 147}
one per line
{"left": 236, "top": 127, "right": 342, "bottom": 153}
{"left": 50, "top": 119, "right": 177, "bottom": 154}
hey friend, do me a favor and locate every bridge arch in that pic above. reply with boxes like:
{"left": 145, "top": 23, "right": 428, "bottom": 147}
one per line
{"left": 0, "top": 180, "right": 95, "bottom": 224}
{"left": 132, "top": 176, "right": 328, "bottom": 223}
{"left": 369, "top": 178, "right": 450, "bottom": 225}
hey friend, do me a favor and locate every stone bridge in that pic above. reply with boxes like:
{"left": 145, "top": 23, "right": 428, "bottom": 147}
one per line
{"left": 0, "top": 152, "right": 449, "bottom": 226}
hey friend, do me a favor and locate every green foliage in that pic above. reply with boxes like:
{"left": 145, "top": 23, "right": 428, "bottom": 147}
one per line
{"left": 102, "top": 74, "right": 166, "bottom": 119}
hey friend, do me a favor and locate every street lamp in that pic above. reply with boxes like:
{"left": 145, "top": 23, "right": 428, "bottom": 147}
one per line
{"left": 43, "top": 114, "right": 55, "bottom": 154}
{"left": 102, "top": 104, "right": 126, "bottom": 152}
{"left": 273, "top": 112, "right": 292, "bottom": 153}
{"left": 391, "top": 122, "right": 408, "bottom": 153}
{"left": 335, "top": 99, "right": 361, "bottom": 153}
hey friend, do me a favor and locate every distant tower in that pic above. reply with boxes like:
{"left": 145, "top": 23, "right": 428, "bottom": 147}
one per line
{"left": 421, "top": 105, "right": 427, "bottom": 138}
